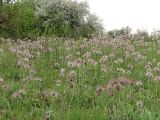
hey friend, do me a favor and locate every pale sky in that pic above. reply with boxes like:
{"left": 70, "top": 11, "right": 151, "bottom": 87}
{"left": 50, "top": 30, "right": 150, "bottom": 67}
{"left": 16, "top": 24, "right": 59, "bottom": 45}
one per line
{"left": 82, "top": 0, "right": 160, "bottom": 33}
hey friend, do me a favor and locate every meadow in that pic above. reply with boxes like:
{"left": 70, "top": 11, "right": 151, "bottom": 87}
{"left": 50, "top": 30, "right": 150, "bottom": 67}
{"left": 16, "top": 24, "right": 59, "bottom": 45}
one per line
{"left": 0, "top": 34, "right": 160, "bottom": 120}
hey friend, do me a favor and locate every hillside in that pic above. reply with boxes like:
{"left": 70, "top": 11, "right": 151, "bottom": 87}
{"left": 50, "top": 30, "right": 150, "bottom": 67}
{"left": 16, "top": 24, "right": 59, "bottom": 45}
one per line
{"left": 0, "top": 35, "right": 160, "bottom": 119}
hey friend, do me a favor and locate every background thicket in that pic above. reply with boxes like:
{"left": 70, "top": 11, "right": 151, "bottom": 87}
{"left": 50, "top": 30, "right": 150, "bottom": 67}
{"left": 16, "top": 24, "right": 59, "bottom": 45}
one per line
{"left": 0, "top": 0, "right": 103, "bottom": 39}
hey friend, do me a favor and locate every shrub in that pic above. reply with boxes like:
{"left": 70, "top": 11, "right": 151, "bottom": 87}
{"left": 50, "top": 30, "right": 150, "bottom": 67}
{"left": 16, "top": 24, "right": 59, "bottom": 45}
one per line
{"left": 35, "top": 0, "right": 103, "bottom": 38}
{"left": 0, "top": 0, "right": 41, "bottom": 39}
{"left": 107, "top": 27, "right": 131, "bottom": 38}
{"left": 0, "top": 0, "right": 104, "bottom": 39}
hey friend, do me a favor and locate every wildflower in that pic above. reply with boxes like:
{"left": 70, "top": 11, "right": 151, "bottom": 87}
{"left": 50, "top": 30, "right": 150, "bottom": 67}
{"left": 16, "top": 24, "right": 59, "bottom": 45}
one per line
{"left": 76, "top": 51, "right": 80, "bottom": 55}
{"left": 24, "top": 57, "right": 29, "bottom": 62}
{"left": 36, "top": 52, "right": 41, "bottom": 56}
{"left": 126, "top": 70, "right": 131, "bottom": 74}
{"left": 114, "top": 60, "right": 118, "bottom": 64}
{"left": 40, "top": 91, "right": 47, "bottom": 97}
{"left": 101, "top": 67, "right": 107, "bottom": 73}
{"left": 100, "top": 55, "right": 108, "bottom": 64}
{"left": 136, "top": 100, "right": 144, "bottom": 108}
{"left": 117, "top": 68, "right": 125, "bottom": 74}
{"left": 66, "top": 54, "right": 72, "bottom": 61}
{"left": 117, "top": 58, "right": 123, "bottom": 63}
{"left": 82, "top": 52, "right": 91, "bottom": 59}
{"left": 12, "top": 89, "right": 26, "bottom": 98}
{"left": 66, "top": 47, "right": 71, "bottom": 51}
{"left": 25, "top": 75, "right": 33, "bottom": 81}
{"left": 54, "top": 62, "right": 60, "bottom": 68}
{"left": 136, "top": 81, "right": 143, "bottom": 87}
{"left": 93, "top": 50, "right": 102, "bottom": 55}
{"left": 125, "top": 51, "right": 130, "bottom": 58}
{"left": 129, "top": 80, "right": 136, "bottom": 86}
{"left": 68, "top": 70, "right": 76, "bottom": 80}
{"left": 145, "top": 71, "right": 153, "bottom": 78}
{"left": 47, "top": 47, "right": 53, "bottom": 52}
{"left": 67, "top": 61, "right": 76, "bottom": 68}
{"left": 12, "top": 92, "right": 21, "bottom": 98}
{"left": 126, "top": 93, "right": 133, "bottom": 100}
{"left": 1, "top": 83, "right": 9, "bottom": 91}
{"left": 0, "top": 78, "right": 4, "bottom": 82}
{"left": 146, "top": 62, "right": 152, "bottom": 67}
{"left": 153, "top": 67, "right": 160, "bottom": 72}
{"left": 56, "top": 80, "right": 62, "bottom": 86}
{"left": 75, "top": 58, "right": 82, "bottom": 64}
{"left": 18, "top": 89, "right": 26, "bottom": 95}
{"left": 153, "top": 76, "right": 160, "bottom": 81}
{"left": 108, "top": 91, "right": 114, "bottom": 96}
{"left": 128, "top": 64, "right": 133, "bottom": 70}
{"left": 24, "top": 64, "right": 30, "bottom": 70}
{"left": 87, "top": 59, "right": 97, "bottom": 65}
{"left": 17, "top": 61, "right": 23, "bottom": 67}
{"left": 107, "top": 84, "right": 113, "bottom": 91}
{"left": 60, "top": 68, "right": 65, "bottom": 77}
{"left": 67, "top": 80, "right": 74, "bottom": 88}
{"left": 96, "top": 85, "right": 105, "bottom": 96}
{"left": 34, "top": 77, "right": 42, "bottom": 82}
{"left": 109, "top": 53, "right": 115, "bottom": 59}
{"left": 30, "top": 69, "right": 36, "bottom": 74}
{"left": 44, "top": 112, "right": 50, "bottom": 120}
{"left": 114, "top": 83, "right": 122, "bottom": 91}
{"left": 50, "top": 91, "right": 58, "bottom": 97}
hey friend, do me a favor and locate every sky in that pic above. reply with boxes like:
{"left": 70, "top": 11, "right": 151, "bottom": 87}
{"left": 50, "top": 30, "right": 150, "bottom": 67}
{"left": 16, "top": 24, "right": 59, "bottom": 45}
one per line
{"left": 81, "top": 0, "right": 160, "bottom": 33}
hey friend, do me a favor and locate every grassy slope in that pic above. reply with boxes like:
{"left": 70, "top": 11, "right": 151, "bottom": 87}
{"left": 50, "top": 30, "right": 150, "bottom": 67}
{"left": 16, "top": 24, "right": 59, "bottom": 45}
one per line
{"left": 0, "top": 37, "right": 160, "bottom": 120}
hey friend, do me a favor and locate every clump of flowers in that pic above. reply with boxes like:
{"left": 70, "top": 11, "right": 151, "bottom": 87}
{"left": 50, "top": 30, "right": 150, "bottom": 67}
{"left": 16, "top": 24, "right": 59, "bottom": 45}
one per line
{"left": 100, "top": 55, "right": 108, "bottom": 64}
{"left": 117, "top": 68, "right": 125, "bottom": 74}
{"left": 83, "top": 52, "right": 91, "bottom": 59}
{"left": 107, "top": 77, "right": 138, "bottom": 96}
{"left": 12, "top": 89, "right": 27, "bottom": 99}
{"left": 145, "top": 71, "right": 154, "bottom": 78}
{"left": 153, "top": 76, "right": 160, "bottom": 81}
{"left": 67, "top": 70, "right": 76, "bottom": 88}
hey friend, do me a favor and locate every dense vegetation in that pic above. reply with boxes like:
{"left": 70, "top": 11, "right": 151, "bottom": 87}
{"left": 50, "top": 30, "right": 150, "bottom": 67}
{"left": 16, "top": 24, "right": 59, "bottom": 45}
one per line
{"left": 1, "top": 32, "right": 160, "bottom": 120}
{"left": 0, "top": 0, "right": 103, "bottom": 39}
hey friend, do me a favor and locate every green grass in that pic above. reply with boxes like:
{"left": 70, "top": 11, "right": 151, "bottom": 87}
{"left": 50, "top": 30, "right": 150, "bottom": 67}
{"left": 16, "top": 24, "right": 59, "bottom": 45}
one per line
{"left": 0, "top": 37, "right": 160, "bottom": 120}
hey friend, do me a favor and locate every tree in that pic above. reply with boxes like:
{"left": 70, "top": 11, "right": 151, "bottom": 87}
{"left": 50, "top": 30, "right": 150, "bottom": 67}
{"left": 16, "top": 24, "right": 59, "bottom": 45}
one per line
{"left": 0, "top": 0, "right": 104, "bottom": 38}
{"left": 35, "top": 0, "right": 103, "bottom": 38}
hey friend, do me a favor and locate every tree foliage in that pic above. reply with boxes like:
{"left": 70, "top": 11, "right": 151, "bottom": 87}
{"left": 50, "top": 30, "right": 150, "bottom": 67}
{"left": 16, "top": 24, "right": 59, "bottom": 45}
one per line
{"left": 0, "top": 0, "right": 104, "bottom": 39}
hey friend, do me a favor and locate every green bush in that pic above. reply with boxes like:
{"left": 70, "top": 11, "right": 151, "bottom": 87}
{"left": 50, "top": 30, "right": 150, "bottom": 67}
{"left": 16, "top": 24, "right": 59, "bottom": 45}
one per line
{"left": 107, "top": 27, "right": 131, "bottom": 38}
{"left": 35, "top": 0, "right": 103, "bottom": 38}
{"left": 0, "top": 1, "right": 41, "bottom": 39}
{"left": 0, "top": 0, "right": 104, "bottom": 39}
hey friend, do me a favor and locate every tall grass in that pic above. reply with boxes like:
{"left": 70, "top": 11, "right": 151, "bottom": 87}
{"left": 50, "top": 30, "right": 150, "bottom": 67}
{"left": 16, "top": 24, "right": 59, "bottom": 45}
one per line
{"left": 0, "top": 34, "right": 160, "bottom": 119}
